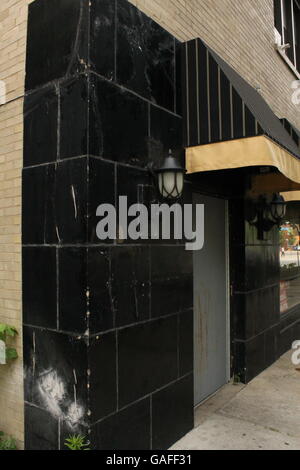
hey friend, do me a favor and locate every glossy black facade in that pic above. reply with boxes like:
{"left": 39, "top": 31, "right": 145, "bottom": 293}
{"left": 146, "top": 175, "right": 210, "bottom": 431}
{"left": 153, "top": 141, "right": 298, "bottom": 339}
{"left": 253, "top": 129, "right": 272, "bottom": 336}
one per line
{"left": 23, "top": 0, "right": 192, "bottom": 450}
{"left": 23, "top": 0, "right": 299, "bottom": 451}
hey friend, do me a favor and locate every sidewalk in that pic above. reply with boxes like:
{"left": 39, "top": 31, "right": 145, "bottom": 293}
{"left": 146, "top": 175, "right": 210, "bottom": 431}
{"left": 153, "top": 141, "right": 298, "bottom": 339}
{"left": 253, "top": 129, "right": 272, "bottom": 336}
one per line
{"left": 171, "top": 351, "right": 300, "bottom": 450}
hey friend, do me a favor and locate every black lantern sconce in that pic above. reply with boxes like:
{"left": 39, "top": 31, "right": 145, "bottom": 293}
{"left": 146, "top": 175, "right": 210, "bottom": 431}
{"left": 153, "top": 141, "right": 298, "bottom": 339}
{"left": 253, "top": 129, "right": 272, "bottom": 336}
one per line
{"left": 152, "top": 150, "right": 186, "bottom": 201}
{"left": 247, "top": 193, "right": 287, "bottom": 240}
{"left": 269, "top": 193, "right": 287, "bottom": 223}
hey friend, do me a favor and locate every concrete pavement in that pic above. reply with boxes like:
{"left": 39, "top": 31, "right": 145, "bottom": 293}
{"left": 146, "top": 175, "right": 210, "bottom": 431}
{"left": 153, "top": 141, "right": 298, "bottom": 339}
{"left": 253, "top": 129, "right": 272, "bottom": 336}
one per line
{"left": 171, "top": 351, "right": 300, "bottom": 450}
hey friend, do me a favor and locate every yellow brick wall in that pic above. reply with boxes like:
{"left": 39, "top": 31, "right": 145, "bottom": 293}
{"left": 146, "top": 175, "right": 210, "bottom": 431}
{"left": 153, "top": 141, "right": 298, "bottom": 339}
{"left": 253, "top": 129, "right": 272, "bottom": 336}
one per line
{"left": 0, "top": 0, "right": 33, "bottom": 450}
{"left": 0, "top": 0, "right": 299, "bottom": 450}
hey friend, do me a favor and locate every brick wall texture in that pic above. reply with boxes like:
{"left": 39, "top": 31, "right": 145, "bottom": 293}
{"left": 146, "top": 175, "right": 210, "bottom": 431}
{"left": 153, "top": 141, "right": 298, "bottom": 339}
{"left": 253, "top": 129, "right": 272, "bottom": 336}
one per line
{"left": 0, "top": 0, "right": 299, "bottom": 449}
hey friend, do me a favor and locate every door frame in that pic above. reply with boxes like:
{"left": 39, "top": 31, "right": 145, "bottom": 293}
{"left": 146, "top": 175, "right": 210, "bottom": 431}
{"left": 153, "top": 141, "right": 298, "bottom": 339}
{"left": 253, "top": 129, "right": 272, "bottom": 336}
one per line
{"left": 225, "top": 200, "right": 231, "bottom": 383}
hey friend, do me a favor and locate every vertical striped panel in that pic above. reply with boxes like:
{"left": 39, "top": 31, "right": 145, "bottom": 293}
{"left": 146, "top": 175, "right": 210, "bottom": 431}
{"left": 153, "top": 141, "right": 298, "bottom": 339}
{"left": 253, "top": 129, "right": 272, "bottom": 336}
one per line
{"left": 182, "top": 38, "right": 264, "bottom": 148}
{"left": 208, "top": 53, "right": 220, "bottom": 142}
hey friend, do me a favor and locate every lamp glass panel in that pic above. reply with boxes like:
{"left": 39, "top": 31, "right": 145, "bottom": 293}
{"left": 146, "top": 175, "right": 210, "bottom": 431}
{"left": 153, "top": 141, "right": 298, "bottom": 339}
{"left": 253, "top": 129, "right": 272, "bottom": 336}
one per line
{"left": 160, "top": 171, "right": 176, "bottom": 198}
{"left": 176, "top": 172, "right": 184, "bottom": 196}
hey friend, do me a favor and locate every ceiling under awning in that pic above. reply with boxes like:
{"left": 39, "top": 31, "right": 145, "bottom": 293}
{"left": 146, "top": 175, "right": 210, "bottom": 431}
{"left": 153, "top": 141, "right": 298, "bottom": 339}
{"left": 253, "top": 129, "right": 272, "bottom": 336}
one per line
{"left": 183, "top": 38, "right": 300, "bottom": 192}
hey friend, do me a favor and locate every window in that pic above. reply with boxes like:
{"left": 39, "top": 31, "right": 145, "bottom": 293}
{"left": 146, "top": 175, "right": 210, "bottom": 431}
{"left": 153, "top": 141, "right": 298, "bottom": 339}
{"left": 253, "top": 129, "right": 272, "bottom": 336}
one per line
{"left": 274, "top": 0, "right": 300, "bottom": 74}
{"left": 280, "top": 222, "right": 300, "bottom": 313}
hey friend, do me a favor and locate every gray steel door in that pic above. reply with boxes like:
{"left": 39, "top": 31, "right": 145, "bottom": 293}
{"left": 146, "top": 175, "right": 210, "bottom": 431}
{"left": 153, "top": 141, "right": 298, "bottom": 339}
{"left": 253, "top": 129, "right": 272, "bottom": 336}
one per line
{"left": 193, "top": 194, "right": 229, "bottom": 406}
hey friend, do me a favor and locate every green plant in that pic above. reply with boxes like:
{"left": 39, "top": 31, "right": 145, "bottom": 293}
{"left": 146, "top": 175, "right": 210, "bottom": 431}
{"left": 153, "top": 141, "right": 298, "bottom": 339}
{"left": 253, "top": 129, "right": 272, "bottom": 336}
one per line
{"left": 0, "top": 324, "right": 18, "bottom": 363}
{"left": 64, "top": 434, "right": 90, "bottom": 451}
{"left": 0, "top": 431, "right": 17, "bottom": 450}
{"left": 233, "top": 374, "right": 242, "bottom": 384}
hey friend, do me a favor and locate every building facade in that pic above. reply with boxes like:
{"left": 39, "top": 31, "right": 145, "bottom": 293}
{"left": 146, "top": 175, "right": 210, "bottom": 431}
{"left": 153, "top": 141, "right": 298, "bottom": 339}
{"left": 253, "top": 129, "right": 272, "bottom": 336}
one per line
{"left": 1, "top": 0, "right": 300, "bottom": 450}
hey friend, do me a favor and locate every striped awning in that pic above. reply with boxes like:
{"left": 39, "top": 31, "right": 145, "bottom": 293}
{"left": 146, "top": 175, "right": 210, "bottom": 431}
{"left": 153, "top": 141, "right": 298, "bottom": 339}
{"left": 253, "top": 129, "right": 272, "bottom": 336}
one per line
{"left": 183, "top": 38, "right": 300, "bottom": 189}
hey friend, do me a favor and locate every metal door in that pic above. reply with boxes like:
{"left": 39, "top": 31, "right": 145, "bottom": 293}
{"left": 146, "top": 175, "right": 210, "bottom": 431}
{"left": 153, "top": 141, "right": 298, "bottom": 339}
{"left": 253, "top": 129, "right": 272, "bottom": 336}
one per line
{"left": 193, "top": 194, "right": 230, "bottom": 406}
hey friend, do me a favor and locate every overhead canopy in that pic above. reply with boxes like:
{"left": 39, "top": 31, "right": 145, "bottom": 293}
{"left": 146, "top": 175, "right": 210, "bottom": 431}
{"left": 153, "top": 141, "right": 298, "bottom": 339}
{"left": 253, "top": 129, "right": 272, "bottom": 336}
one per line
{"left": 186, "top": 135, "right": 300, "bottom": 185}
{"left": 183, "top": 38, "right": 300, "bottom": 190}
{"left": 281, "top": 191, "right": 300, "bottom": 202}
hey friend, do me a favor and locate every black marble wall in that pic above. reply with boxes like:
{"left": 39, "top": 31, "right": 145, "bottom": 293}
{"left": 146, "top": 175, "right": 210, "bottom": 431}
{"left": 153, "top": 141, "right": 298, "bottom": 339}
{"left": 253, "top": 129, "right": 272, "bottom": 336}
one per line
{"left": 23, "top": 0, "right": 193, "bottom": 450}
{"left": 230, "top": 199, "right": 281, "bottom": 382}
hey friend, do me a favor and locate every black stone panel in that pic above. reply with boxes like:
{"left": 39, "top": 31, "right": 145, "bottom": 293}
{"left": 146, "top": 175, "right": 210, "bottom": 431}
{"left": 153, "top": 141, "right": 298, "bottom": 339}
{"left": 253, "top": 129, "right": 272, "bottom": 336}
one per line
{"left": 59, "top": 248, "right": 87, "bottom": 334}
{"left": 112, "top": 247, "right": 150, "bottom": 328}
{"left": 25, "top": 404, "right": 58, "bottom": 450}
{"left": 23, "top": 158, "right": 88, "bottom": 245}
{"left": 151, "top": 246, "right": 193, "bottom": 280}
{"left": 23, "top": 247, "right": 57, "bottom": 329}
{"left": 152, "top": 375, "right": 194, "bottom": 450}
{"left": 278, "top": 326, "right": 293, "bottom": 358}
{"left": 264, "top": 245, "right": 280, "bottom": 286}
{"left": 116, "top": 165, "right": 155, "bottom": 245}
{"left": 233, "top": 341, "right": 246, "bottom": 382}
{"left": 89, "top": 332, "right": 117, "bottom": 423}
{"left": 90, "top": 0, "right": 115, "bottom": 80}
{"left": 60, "top": 76, "right": 88, "bottom": 159}
{"left": 89, "top": 74, "right": 149, "bottom": 166}
{"left": 149, "top": 105, "right": 183, "bottom": 167}
{"left": 24, "top": 86, "right": 58, "bottom": 167}
{"left": 91, "top": 398, "right": 150, "bottom": 450}
{"left": 151, "top": 277, "right": 193, "bottom": 319}
{"left": 151, "top": 246, "right": 193, "bottom": 318}
{"left": 244, "top": 245, "right": 279, "bottom": 291}
{"left": 54, "top": 158, "right": 88, "bottom": 244}
{"left": 179, "top": 310, "right": 193, "bottom": 376}
{"left": 24, "top": 327, "right": 88, "bottom": 429}
{"left": 88, "top": 157, "right": 115, "bottom": 244}
{"left": 116, "top": 0, "right": 175, "bottom": 111}
{"left": 87, "top": 248, "right": 114, "bottom": 333}
{"left": 23, "top": 326, "right": 34, "bottom": 404}
{"left": 25, "top": 0, "right": 89, "bottom": 91}
{"left": 244, "top": 333, "right": 267, "bottom": 382}
{"left": 234, "top": 286, "right": 279, "bottom": 341}
{"left": 116, "top": 165, "right": 150, "bottom": 207}
{"left": 265, "top": 326, "right": 278, "bottom": 368}
{"left": 235, "top": 334, "right": 266, "bottom": 383}
{"left": 229, "top": 198, "right": 246, "bottom": 246}
{"left": 118, "top": 316, "right": 178, "bottom": 408}
{"left": 22, "top": 164, "right": 57, "bottom": 245}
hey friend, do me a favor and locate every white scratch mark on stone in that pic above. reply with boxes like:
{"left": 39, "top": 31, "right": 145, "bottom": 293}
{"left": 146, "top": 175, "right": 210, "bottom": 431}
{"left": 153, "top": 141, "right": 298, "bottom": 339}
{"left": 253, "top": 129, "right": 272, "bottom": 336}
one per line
{"left": 71, "top": 185, "right": 78, "bottom": 219}
{"left": 56, "top": 225, "right": 61, "bottom": 242}
{"left": 73, "top": 384, "right": 77, "bottom": 406}
{"left": 66, "top": 402, "right": 84, "bottom": 429}
{"left": 38, "top": 369, "right": 65, "bottom": 419}
{"left": 37, "top": 368, "right": 86, "bottom": 431}
{"left": 32, "top": 332, "right": 36, "bottom": 378}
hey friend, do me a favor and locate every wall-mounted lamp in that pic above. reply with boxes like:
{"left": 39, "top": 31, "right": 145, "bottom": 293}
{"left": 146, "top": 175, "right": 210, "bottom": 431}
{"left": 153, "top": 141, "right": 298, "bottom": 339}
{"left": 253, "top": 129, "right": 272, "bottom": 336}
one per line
{"left": 153, "top": 150, "right": 186, "bottom": 200}
{"left": 247, "top": 193, "right": 287, "bottom": 240}
{"left": 269, "top": 193, "right": 287, "bottom": 224}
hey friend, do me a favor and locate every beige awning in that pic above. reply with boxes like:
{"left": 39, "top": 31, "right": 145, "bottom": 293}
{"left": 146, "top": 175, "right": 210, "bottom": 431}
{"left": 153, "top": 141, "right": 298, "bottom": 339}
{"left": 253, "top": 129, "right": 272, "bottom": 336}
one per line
{"left": 186, "top": 135, "right": 300, "bottom": 188}
{"left": 281, "top": 191, "right": 300, "bottom": 202}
